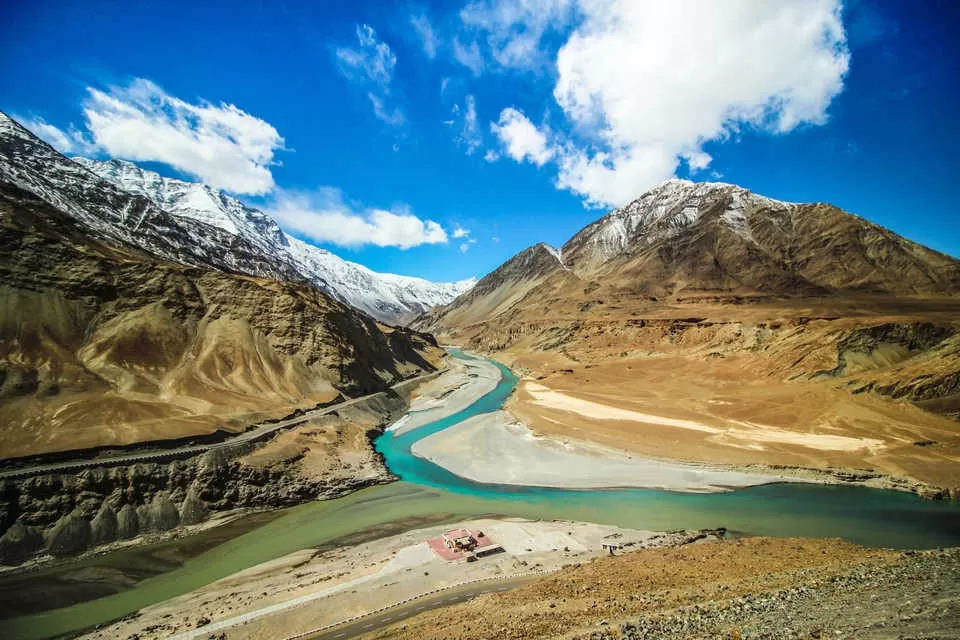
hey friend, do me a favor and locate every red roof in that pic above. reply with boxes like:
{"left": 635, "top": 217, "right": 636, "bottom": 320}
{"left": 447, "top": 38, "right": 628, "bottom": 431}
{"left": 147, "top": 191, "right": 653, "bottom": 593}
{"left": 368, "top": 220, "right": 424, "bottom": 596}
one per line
{"left": 443, "top": 528, "right": 473, "bottom": 540}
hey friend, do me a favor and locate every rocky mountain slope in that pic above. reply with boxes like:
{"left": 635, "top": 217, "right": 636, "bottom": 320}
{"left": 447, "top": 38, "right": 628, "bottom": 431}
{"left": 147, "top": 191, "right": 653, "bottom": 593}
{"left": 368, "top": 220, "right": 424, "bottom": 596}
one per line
{"left": 72, "top": 156, "right": 474, "bottom": 322}
{"left": 0, "top": 120, "right": 443, "bottom": 460}
{"left": 415, "top": 180, "right": 960, "bottom": 491}
{"left": 418, "top": 179, "right": 959, "bottom": 332}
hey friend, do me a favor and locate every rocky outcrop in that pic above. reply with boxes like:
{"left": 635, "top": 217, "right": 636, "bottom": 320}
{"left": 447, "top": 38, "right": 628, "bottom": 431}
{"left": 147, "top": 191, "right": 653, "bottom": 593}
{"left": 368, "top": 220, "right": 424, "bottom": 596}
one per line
{"left": 179, "top": 485, "right": 208, "bottom": 525}
{"left": 0, "top": 519, "right": 43, "bottom": 564}
{"left": 0, "top": 385, "right": 409, "bottom": 565}
{"left": 46, "top": 510, "right": 93, "bottom": 557}
{"left": 90, "top": 501, "right": 118, "bottom": 545}
{"left": 116, "top": 504, "right": 140, "bottom": 540}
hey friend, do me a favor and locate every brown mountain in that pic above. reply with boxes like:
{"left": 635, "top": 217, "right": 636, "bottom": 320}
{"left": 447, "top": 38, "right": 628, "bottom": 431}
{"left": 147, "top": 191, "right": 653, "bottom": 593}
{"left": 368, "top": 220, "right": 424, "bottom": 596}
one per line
{"left": 415, "top": 180, "right": 960, "bottom": 493}
{"left": 0, "top": 177, "right": 440, "bottom": 460}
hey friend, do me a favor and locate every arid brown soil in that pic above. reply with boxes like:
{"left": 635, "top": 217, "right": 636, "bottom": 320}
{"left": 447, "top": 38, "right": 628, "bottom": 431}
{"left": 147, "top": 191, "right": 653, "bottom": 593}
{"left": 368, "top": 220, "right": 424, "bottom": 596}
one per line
{"left": 415, "top": 184, "right": 960, "bottom": 496}
{"left": 364, "top": 537, "right": 960, "bottom": 640}
{"left": 0, "top": 184, "right": 442, "bottom": 459}
{"left": 427, "top": 296, "right": 960, "bottom": 494}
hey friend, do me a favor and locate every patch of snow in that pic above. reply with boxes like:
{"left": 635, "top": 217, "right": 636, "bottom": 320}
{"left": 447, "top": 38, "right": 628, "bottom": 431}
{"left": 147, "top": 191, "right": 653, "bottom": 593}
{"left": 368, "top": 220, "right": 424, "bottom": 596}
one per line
{"left": 71, "top": 155, "right": 475, "bottom": 322}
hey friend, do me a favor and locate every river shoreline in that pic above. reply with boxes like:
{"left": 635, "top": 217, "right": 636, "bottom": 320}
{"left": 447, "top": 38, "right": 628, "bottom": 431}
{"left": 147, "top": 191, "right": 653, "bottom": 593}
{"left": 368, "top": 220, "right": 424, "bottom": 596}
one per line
{"left": 4, "top": 350, "right": 959, "bottom": 640}
{"left": 400, "top": 351, "right": 949, "bottom": 498}
{"left": 410, "top": 409, "right": 798, "bottom": 492}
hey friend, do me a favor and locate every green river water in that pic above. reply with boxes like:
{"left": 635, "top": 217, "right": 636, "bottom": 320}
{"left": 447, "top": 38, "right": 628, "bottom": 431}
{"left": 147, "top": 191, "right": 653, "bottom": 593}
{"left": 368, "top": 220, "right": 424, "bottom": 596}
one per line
{"left": 4, "top": 350, "right": 959, "bottom": 639}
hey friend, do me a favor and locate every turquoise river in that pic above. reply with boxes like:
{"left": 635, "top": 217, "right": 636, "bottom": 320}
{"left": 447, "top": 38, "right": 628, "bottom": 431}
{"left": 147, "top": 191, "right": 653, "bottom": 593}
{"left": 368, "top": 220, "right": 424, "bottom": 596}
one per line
{"left": 4, "top": 350, "right": 959, "bottom": 639}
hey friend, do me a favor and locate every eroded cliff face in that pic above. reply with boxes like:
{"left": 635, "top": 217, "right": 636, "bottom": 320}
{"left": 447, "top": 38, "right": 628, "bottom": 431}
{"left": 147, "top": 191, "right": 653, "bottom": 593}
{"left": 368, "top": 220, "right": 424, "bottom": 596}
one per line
{"left": 0, "top": 388, "right": 408, "bottom": 564}
{"left": 0, "top": 183, "right": 441, "bottom": 459}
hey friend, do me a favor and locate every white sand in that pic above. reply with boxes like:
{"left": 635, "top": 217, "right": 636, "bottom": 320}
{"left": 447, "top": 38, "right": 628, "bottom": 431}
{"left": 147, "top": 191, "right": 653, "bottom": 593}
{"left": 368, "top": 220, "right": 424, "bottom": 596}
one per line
{"left": 715, "top": 424, "right": 887, "bottom": 453}
{"left": 390, "top": 355, "right": 501, "bottom": 435}
{"left": 523, "top": 382, "right": 722, "bottom": 433}
{"left": 411, "top": 410, "right": 794, "bottom": 492}
{"left": 524, "top": 382, "right": 886, "bottom": 453}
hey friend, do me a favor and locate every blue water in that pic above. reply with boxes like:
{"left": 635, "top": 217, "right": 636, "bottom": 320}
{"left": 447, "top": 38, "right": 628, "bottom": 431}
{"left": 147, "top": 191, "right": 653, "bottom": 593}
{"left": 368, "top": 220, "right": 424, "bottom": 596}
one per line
{"left": 5, "top": 350, "right": 958, "bottom": 640}
{"left": 376, "top": 349, "right": 960, "bottom": 550}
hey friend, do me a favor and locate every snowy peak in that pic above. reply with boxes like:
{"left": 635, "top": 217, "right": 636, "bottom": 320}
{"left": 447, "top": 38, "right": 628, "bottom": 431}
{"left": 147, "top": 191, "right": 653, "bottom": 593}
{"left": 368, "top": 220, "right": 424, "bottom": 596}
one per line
{"left": 563, "top": 179, "right": 796, "bottom": 266}
{"left": 72, "top": 157, "right": 290, "bottom": 253}
{"left": 70, "top": 156, "right": 473, "bottom": 323}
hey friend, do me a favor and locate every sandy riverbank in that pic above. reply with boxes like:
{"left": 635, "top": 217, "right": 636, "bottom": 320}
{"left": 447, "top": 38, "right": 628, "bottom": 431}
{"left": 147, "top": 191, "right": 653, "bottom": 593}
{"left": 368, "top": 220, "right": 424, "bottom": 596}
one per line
{"left": 80, "top": 518, "right": 712, "bottom": 640}
{"left": 410, "top": 410, "right": 796, "bottom": 492}
{"left": 501, "top": 353, "right": 960, "bottom": 496}
{"left": 388, "top": 353, "right": 501, "bottom": 435}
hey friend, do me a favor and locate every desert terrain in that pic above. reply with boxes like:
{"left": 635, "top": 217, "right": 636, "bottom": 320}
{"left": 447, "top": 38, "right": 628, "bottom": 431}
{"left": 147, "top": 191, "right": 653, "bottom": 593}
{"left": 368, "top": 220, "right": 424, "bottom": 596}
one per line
{"left": 427, "top": 296, "right": 960, "bottom": 495}
{"left": 364, "top": 535, "right": 960, "bottom": 640}
{"left": 416, "top": 182, "right": 960, "bottom": 497}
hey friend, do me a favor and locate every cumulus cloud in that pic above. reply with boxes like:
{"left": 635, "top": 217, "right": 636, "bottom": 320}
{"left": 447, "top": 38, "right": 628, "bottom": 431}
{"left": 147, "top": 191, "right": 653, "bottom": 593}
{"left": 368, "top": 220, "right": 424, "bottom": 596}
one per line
{"left": 337, "top": 24, "right": 405, "bottom": 126}
{"left": 481, "top": 0, "right": 849, "bottom": 208}
{"left": 491, "top": 107, "right": 553, "bottom": 166}
{"left": 459, "top": 0, "right": 576, "bottom": 70}
{"left": 552, "top": 0, "right": 850, "bottom": 207}
{"left": 452, "top": 226, "right": 471, "bottom": 238}
{"left": 72, "top": 78, "right": 284, "bottom": 195}
{"left": 268, "top": 188, "right": 448, "bottom": 249}
{"left": 410, "top": 13, "right": 439, "bottom": 58}
{"left": 483, "top": 149, "right": 500, "bottom": 162}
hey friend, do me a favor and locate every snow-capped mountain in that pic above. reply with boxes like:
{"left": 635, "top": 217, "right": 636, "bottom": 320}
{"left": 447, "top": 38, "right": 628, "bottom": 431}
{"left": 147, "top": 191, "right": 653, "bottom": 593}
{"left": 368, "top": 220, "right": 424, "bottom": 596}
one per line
{"left": 0, "top": 112, "right": 302, "bottom": 283}
{"left": 416, "top": 177, "right": 960, "bottom": 333}
{"left": 0, "top": 111, "right": 472, "bottom": 323}
{"left": 72, "top": 157, "right": 474, "bottom": 322}
{"left": 562, "top": 178, "right": 794, "bottom": 270}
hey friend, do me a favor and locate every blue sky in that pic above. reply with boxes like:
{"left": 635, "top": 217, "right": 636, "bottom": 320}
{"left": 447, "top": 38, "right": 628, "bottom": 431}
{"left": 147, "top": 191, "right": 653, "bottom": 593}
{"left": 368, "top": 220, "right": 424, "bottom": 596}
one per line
{"left": 2, "top": 0, "right": 958, "bottom": 282}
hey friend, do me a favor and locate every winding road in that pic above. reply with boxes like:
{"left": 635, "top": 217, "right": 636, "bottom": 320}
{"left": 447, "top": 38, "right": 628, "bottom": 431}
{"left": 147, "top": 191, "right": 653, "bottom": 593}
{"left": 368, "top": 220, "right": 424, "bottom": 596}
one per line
{"left": 297, "top": 576, "right": 538, "bottom": 640}
{"left": 0, "top": 370, "right": 443, "bottom": 481}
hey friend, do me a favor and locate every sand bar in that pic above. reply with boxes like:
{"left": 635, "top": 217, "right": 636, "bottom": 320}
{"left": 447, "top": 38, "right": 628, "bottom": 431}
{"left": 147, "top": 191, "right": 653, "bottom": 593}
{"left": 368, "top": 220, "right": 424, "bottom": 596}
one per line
{"left": 411, "top": 410, "right": 796, "bottom": 492}
{"left": 389, "top": 354, "right": 501, "bottom": 435}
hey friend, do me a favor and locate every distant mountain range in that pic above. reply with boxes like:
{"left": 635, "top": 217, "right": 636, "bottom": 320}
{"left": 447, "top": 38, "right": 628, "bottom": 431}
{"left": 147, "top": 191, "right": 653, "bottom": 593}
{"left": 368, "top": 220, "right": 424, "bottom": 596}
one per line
{"left": 0, "top": 112, "right": 473, "bottom": 324}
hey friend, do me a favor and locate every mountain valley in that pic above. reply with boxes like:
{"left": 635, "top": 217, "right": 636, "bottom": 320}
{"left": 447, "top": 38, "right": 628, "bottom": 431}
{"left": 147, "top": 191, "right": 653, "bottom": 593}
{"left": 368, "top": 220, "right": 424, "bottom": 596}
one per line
{"left": 415, "top": 180, "right": 960, "bottom": 494}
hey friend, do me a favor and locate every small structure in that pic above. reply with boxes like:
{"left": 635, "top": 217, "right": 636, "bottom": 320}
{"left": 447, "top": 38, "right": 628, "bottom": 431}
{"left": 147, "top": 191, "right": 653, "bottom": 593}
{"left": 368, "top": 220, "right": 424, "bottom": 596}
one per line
{"left": 442, "top": 528, "right": 478, "bottom": 552}
{"left": 428, "top": 528, "right": 502, "bottom": 561}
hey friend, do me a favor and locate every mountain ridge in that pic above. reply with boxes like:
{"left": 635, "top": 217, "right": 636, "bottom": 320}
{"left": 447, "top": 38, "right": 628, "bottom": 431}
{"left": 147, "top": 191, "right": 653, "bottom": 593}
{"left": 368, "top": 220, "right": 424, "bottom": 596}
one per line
{"left": 69, "top": 156, "right": 475, "bottom": 323}
{"left": 0, "top": 113, "right": 444, "bottom": 459}
{"left": 0, "top": 111, "right": 473, "bottom": 323}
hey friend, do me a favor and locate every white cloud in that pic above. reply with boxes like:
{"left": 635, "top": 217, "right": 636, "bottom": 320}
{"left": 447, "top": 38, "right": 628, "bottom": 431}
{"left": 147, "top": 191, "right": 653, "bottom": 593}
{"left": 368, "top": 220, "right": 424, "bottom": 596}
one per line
{"left": 453, "top": 38, "right": 485, "bottom": 76}
{"left": 79, "top": 78, "right": 283, "bottom": 195}
{"left": 459, "top": 0, "right": 576, "bottom": 71}
{"left": 410, "top": 13, "right": 439, "bottom": 59}
{"left": 491, "top": 107, "right": 553, "bottom": 166}
{"left": 459, "top": 242, "right": 471, "bottom": 253}
{"left": 14, "top": 115, "right": 95, "bottom": 155}
{"left": 268, "top": 188, "right": 448, "bottom": 250}
{"left": 452, "top": 226, "right": 471, "bottom": 238}
{"left": 337, "top": 24, "right": 404, "bottom": 126}
{"left": 547, "top": 0, "right": 849, "bottom": 207}
{"left": 483, "top": 149, "right": 500, "bottom": 162}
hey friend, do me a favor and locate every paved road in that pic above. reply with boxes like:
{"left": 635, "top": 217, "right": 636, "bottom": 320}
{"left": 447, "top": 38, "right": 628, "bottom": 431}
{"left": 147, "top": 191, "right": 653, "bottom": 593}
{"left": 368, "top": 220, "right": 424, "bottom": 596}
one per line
{"left": 0, "top": 370, "right": 443, "bottom": 481}
{"left": 302, "top": 575, "right": 537, "bottom": 640}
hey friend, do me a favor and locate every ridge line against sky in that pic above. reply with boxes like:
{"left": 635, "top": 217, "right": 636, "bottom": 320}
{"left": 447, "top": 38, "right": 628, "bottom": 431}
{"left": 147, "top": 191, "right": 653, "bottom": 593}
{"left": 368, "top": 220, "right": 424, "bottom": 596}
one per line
{"left": 2, "top": 0, "right": 958, "bottom": 281}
